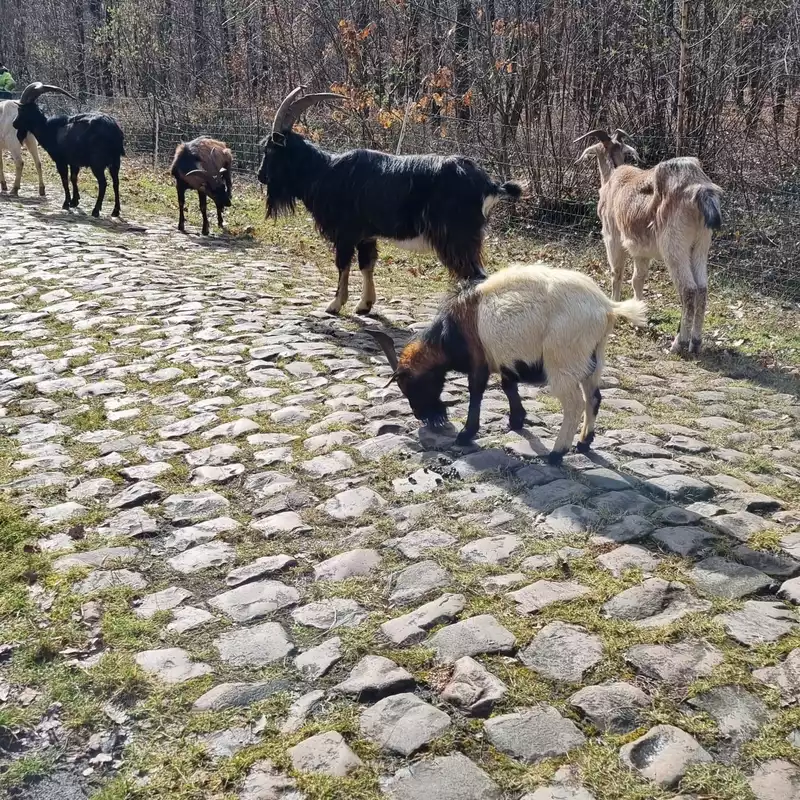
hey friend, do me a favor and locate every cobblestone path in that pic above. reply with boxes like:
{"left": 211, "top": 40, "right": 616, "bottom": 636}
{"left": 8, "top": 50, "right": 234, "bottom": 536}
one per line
{"left": 1, "top": 199, "right": 799, "bottom": 800}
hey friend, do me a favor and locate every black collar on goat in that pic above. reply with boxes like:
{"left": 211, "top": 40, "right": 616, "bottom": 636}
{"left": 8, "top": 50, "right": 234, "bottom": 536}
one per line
{"left": 257, "top": 87, "right": 523, "bottom": 317}
{"left": 14, "top": 82, "right": 125, "bottom": 217}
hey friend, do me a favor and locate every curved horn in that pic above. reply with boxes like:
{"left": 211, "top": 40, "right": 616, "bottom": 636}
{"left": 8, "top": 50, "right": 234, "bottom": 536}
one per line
{"left": 573, "top": 128, "right": 611, "bottom": 145}
{"left": 19, "top": 82, "right": 78, "bottom": 105}
{"left": 365, "top": 329, "right": 399, "bottom": 372}
{"left": 282, "top": 92, "right": 345, "bottom": 130}
{"left": 272, "top": 86, "right": 307, "bottom": 134}
{"left": 612, "top": 128, "right": 631, "bottom": 142}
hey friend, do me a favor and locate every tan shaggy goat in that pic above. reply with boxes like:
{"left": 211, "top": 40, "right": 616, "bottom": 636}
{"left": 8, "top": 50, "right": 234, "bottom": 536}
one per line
{"left": 576, "top": 128, "right": 723, "bottom": 355}
{"left": 368, "top": 262, "right": 647, "bottom": 463}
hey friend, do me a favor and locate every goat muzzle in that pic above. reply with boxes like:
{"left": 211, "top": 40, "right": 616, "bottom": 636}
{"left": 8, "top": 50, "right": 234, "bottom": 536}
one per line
{"left": 19, "top": 82, "right": 78, "bottom": 105}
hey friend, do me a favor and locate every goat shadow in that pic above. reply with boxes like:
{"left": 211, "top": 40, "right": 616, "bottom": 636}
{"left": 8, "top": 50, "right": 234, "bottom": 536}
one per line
{"left": 695, "top": 345, "right": 800, "bottom": 398}
{"left": 26, "top": 206, "right": 148, "bottom": 234}
{"left": 0, "top": 194, "right": 48, "bottom": 207}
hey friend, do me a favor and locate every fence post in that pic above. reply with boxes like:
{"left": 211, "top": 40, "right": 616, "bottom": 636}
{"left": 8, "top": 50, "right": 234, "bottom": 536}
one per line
{"left": 152, "top": 96, "right": 159, "bottom": 170}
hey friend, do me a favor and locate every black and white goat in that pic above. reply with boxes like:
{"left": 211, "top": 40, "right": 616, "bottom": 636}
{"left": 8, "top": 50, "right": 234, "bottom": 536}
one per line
{"left": 368, "top": 262, "right": 646, "bottom": 464}
{"left": 257, "top": 87, "right": 523, "bottom": 316}
{"left": 13, "top": 82, "right": 125, "bottom": 217}
{"left": 0, "top": 98, "right": 45, "bottom": 196}
{"left": 576, "top": 128, "right": 722, "bottom": 355}
{"left": 170, "top": 137, "right": 232, "bottom": 235}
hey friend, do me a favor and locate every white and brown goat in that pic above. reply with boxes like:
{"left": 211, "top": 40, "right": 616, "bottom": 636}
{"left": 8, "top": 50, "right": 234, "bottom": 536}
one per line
{"left": 576, "top": 128, "right": 722, "bottom": 355}
{"left": 171, "top": 137, "right": 232, "bottom": 235}
{"left": 368, "top": 262, "right": 646, "bottom": 464}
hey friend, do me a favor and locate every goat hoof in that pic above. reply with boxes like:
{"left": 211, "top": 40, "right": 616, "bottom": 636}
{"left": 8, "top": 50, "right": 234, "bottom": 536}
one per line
{"left": 201, "top": 229, "right": 209, "bottom": 236}
{"left": 547, "top": 449, "right": 567, "bottom": 465}
{"left": 576, "top": 433, "right": 595, "bottom": 454}
{"left": 454, "top": 431, "right": 477, "bottom": 446}
{"left": 689, "top": 338, "right": 702, "bottom": 355}
{"left": 111, "top": 209, "right": 120, "bottom": 218}
{"left": 62, "top": 203, "right": 70, "bottom": 211}
{"left": 355, "top": 303, "right": 373, "bottom": 315}
{"left": 39, "top": 187, "right": 46, "bottom": 197}
{"left": 669, "top": 338, "right": 688, "bottom": 355}
{"left": 0, "top": 184, "right": 7, "bottom": 193}
{"left": 10, "top": 189, "right": 19, "bottom": 197}
{"left": 508, "top": 415, "right": 526, "bottom": 431}
{"left": 325, "top": 303, "right": 342, "bottom": 316}
{"left": 91, "top": 210, "right": 100, "bottom": 218}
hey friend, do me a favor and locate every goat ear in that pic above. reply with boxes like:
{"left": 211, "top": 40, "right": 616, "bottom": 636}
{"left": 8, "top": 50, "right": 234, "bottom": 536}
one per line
{"left": 624, "top": 145, "right": 641, "bottom": 163}
{"left": 575, "top": 146, "right": 597, "bottom": 164}
{"left": 365, "top": 329, "right": 399, "bottom": 371}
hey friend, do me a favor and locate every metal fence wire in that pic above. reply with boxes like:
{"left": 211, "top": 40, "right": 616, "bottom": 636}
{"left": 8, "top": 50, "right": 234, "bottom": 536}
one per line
{"left": 14, "top": 92, "right": 800, "bottom": 301}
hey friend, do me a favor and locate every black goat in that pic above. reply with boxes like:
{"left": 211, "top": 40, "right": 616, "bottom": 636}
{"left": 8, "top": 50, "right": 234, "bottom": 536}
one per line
{"left": 170, "top": 137, "right": 233, "bottom": 235}
{"left": 13, "top": 82, "right": 124, "bottom": 217}
{"left": 257, "top": 87, "right": 523, "bottom": 316}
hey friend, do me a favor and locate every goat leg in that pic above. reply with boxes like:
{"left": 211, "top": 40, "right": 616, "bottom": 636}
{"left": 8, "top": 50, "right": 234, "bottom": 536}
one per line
{"left": 69, "top": 166, "right": 80, "bottom": 208}
{"left": 57, "top": 164, "right": 71, "bottom": 210}
{"left": 90, "top": 166, "right": 106, "bottom": 218}
{"left": 455, "top": 365, "right": 489, "bottom": 445}
{"left": 501, "top": 374, "right": 527, "bottom": 431}
{"left": 689, "top": 285, "right": 707, "bottom": 354}
{"left": 109, "top": 161, "right": 121, "bottom": 217}
{"left": 549, "top": 383, "right": 584, "bottom": 464}
{"left": 670, "top": 285, "right": 697, "bottom": 355}
{"left": 199, "top": 192, "right": 209, "bottom": 236}
{"left": 10, "top": 151, "right": 22, "bottom": 196}
{"left": 355, "top": 240, "right": 378, "bottom": 315}
{"left": 176, "top": 182, "right": 187, "bottom": 233}
{"left": 326, "top": 244, "right": 354, "bottom": 315}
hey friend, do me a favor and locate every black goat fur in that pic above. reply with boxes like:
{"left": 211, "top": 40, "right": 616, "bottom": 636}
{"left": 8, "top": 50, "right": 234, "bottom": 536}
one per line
{"left": 257, "top": 131, "right": 522, "bottom": 313}
{"left": 14, "top": 104, "right": 125, "bottom": 217}
{"left": 170, "top": 137, "right": 233, "bottom": 236}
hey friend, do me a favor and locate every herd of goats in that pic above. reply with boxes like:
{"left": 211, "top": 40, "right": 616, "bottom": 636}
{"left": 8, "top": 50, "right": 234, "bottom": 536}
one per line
{"left": 0, "top": 83, "right": 724, "bottom": 464}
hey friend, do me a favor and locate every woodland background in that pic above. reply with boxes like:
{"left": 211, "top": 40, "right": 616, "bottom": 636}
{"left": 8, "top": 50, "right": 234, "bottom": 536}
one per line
{"left": 1, "top": 0, "right": 799, "bottom": 296}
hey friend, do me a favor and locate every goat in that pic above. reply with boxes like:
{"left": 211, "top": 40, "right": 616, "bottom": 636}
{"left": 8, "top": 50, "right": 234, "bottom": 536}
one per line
{"left": 257, "top": 87, "right": 523, "bottom": 316}
{"left": 13, "top": 82, "right": 125, "bottom": 217}
{"left": 576, "top": 128, "right": 722, "bottom": 355}
{"left": 170, "top": 137, "right": 232, "bottom": 236}
{"left": 367, "top": 262, "right": 647, "bottom": 464}
{"left": 0, "top": 99, "right": 45, "bottom": 197}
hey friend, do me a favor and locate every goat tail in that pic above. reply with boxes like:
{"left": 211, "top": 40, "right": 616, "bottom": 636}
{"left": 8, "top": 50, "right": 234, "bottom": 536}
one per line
{"left": 608, "top": 297, "right": 648, "bottom": 328}
{"left": 499, "top": 180, "right": 525, "bottom": 200}
{"left": 694, "top": 185, "right": 722, "bottom": 230}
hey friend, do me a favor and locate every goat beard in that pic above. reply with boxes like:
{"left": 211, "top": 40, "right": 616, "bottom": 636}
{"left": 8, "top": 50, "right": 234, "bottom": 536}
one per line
{"left": 265, "top": 191, "right": 296, "bottom": 220}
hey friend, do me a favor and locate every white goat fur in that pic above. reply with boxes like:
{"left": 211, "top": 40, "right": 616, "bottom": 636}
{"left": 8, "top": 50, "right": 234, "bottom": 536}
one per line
{"left": 0, "top": 99, "right": 45, "bottom": 197}
{"left": 475, "top": 262, "right": 647, "bottom": 453}
{"left": 579, "top": 133, "right": 722, "bottom": 354}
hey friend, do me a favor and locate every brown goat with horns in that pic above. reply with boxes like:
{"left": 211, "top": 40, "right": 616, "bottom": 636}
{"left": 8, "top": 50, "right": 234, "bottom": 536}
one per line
{"left": 170, "top": 136, "right": 233, "bottom": 235}
{"left": 576, "top": 128, "right": 722, "bottom": 355}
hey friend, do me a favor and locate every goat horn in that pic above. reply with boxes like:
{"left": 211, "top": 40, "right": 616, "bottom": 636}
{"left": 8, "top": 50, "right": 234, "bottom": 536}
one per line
{"left": 612, "top": 128, "right": 632, "bottom": 142}
{"left": 573, "top": 129, "right": 611, "bottom": 145}
{"left": 272, "top": 86, "right": 307, "bottom": 135}
{"left": 365, "top": 329, "right": 399, "bottom": 371}
{"left": 19, "top": 82, "right": 78, "bottom": 105}
{"left": 279, "top": 92, "right": 345, "bottom": 134}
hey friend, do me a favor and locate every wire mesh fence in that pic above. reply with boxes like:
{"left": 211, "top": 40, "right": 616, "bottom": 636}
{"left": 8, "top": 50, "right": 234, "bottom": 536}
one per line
{"left": 10, "top": 90, "right": 800, "bottom": 300}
